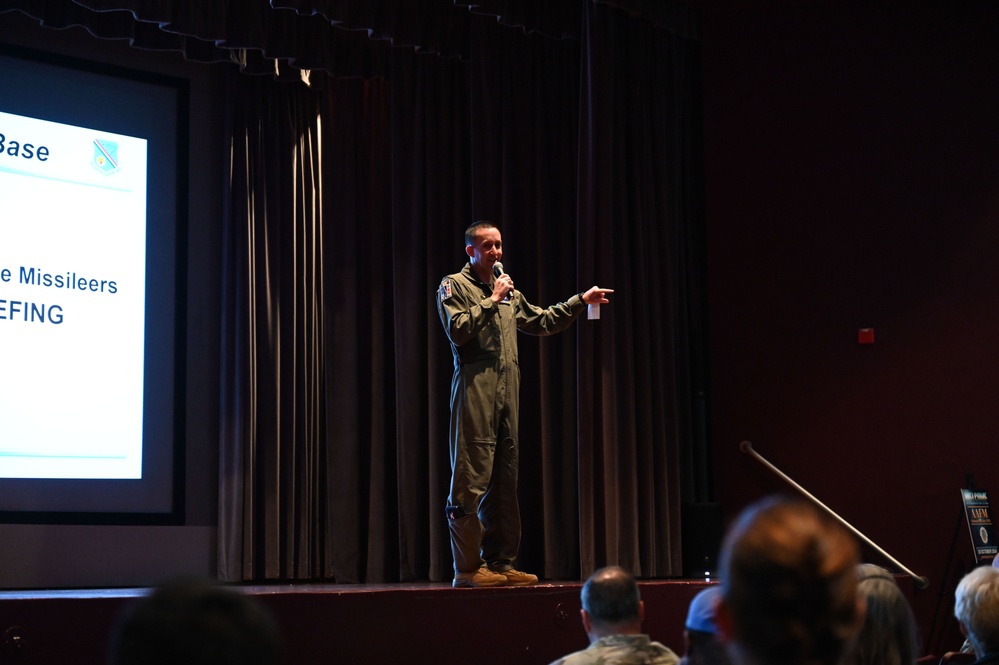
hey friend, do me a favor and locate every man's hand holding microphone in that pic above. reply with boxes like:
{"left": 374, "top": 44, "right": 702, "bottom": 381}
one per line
{"left": 491, "top": 262, "right": 514, "bottom": 303}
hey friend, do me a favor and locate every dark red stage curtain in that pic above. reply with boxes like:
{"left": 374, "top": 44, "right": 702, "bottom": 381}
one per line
{"left": 572, "top": 0, "right": 704, "bottom": 580}
{"left": 220, "top": 76, "right": 331, "bottom": 581}
{"left": 219, "top": 4, "right": 706, "bottom": 583}
{"left": 1, "top": 0, "right": 706, "bottom": 584}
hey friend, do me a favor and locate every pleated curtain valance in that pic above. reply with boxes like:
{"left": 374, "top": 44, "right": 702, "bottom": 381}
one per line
{"left": 0, "top": 0, "right": 696, "bottom": 79}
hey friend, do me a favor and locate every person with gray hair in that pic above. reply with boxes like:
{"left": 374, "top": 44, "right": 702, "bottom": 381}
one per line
{"left": 954, "top": 564, "right": 999, "bottom": 664}
{"left": 849, "top": 564, "right": 918, "bottom": 665}
{"left": 549, "top": 565, "right": 680, "bottom": 665}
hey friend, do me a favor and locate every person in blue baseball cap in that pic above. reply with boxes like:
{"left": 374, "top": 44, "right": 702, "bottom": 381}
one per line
{"left": 680, "top": 586, "right": 731, "bottom": 665}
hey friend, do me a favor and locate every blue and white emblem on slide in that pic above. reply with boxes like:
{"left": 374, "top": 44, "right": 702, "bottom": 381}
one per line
{"left": 92, "top": 139, "right": 120, "bottom": 175}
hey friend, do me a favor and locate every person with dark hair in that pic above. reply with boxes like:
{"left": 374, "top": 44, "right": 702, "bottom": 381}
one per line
{"left": 680, "top": 586, "right": 731, "bottom": 665}
{"left": 437, "top": 220, "right": 613, "bottom": 588}
{"left": 954, "top": 565, "right": 999, "bottom": 665}
{"left": 714, "top": 495, "right": 865, "bottom": 665}
{"left": 107, "top": 577, "right": 281, "bottom": 665}
{"left": 549, "top": 566, "right": 680, "bottom": 665}
{"left": 849, "top": 564, "right": 918, "bottom": 665}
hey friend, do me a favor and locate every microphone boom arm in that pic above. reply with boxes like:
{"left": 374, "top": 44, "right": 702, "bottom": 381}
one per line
{"left": 740, "top": 440, "right": 929, "bottom": 589}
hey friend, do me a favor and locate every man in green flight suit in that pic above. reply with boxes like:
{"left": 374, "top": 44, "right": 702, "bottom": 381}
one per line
{"left": 436, "top": 220, "right": 613, "bottom": 588}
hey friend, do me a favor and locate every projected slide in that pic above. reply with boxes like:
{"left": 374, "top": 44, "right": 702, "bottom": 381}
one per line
{"left": 0, "top": 110, "right": 147, "bottom": 480}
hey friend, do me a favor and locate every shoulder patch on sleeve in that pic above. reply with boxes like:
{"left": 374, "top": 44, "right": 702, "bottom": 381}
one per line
{"left": 439, "top": 278, "right": 453, "bottom": 301}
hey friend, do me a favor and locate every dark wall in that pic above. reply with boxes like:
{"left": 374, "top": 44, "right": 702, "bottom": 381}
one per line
{"left": 0, "top": 12, "right": 226, "bottom": 587}
{"left": 701, "top": 0, "right": 999, "bottom": 653}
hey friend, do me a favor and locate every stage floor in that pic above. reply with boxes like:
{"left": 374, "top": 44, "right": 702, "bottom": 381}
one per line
{"left": 0, "top": 578, "right": 712, "bottom": 665}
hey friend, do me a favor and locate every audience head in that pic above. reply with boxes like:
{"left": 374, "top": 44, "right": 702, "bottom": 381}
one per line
{"left": 683, "top": 586, "right": 731, "bottom": 665}
{"left": 108, "top": 577, "right": 281, "bottom": 665}
{"left": 686, "top": 586, "right": 721, "bottom": 635}
{"left": 580, "top": 565, "right": 644, "bottom": 640}
{"left": 715, "top": 495, "right": 863, "bottom": 665}
{"left": 954, "top": 564, "right": 999, "bottom": 657}
{"left": 850, "top": 564, "right": 918, "bottom": 665}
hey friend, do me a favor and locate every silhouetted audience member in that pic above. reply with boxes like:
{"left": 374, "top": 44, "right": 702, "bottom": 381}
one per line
{"left": 954, "top": 565, "right": 999, "bottom": 665}
{"left": 715, "top": 495, "right": 865, "bottom": 665}
{"left": 680, "top": 586, "right": 731, "bottom": 665}
{"left": 550, "top": 565, "right": 680, "bottom": 665}
{"left": 108, "top": 577, "right": 281, "bottom": 665}
{"left": 849, "top": 564, "right": 918, "bottom": 665}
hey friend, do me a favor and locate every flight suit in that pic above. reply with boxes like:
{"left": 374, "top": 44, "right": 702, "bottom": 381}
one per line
{"left": 437, "top": 263, "right": 585, "bottom": 573}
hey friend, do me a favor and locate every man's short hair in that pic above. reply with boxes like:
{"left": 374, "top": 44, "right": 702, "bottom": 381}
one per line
{"left": 581, "top": 565, "right": 641, "bottom": 625}
{"left": 464, "top": 220, "right": 498, "bottom": 246}
{"left": 955, "top": 565, "right": 999, "bottom": 654}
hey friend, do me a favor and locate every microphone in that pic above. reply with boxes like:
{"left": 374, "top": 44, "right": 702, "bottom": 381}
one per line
{"left": 493, "top": 262, "right": 512, "bottom": 300}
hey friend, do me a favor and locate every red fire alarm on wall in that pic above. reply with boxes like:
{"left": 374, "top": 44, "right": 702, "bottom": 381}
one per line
{"left": 858, "top": 328, "right": 875, "bottom": 344}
